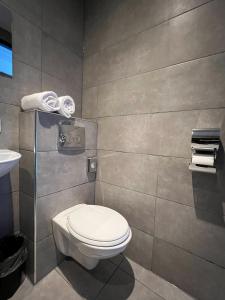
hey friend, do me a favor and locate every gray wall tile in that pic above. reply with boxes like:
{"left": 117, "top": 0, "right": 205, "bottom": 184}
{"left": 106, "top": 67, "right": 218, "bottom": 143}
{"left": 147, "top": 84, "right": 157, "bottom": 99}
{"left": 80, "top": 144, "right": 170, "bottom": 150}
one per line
{"left": 2, "top": 0, "right": 42, "bottom": 26}
{"left": 95, "top": 181, "right": 155, "bottom": 235}
{"left": 13, "top": 12, "right": 42, "bottom": 69}
{"left": 19, "top": 111, "right": 35, "bottom": 151}
{"left": 84, "top": 0, "right": 225, "bottom": 88}
{"left": 97, "top": 151, "right": 158, "bottom": 196}
{"left": 152, "top": 238, "right": 225, "bottom": 300}
{"left": 157, "top": 157, "right": 194, "bottom": 207}
{"left": 83, "top": 53, "right": 225, "bottom": 118}
{"left": 155, "top": 198, "right": 225, "bottom": 268}
{"left": 36, "top": 182, "right": 95, "bottom": 241}
{"left": 36, "top": 150, "right": 96, "bottom": 197}
{"left": 25, "top": 239, "right": 35, "bottom": 283}
{"left": 125, "top": 227, "right": 153, "bottom": 269}
{"left": 98, "top": 109, "right": 225, "bottom": 158}
{"left": 36, "top": 235, "right": 63, "bottom": 282}
{"left": 19, "top": 150, "right": 35, "bottom": 197}
{"left": 0, "top": 103, "right": 19, "bottom": 149}
{"left": 42, "top": 34, "right": 82, "bottom": 88}
{"left": 43, "top": 0, "right": 83, "bottom": 56}
{"left": 0, "top": 59, "right": 41, "bottom": 106}
{"left": 84, "top": 0, "right": 210, "bottom": 56}
{"left": 82, "top": 87, "right": 98, "bottom": 119}
{"left": 19, "top": 192, "right": 34, "bottom": 241}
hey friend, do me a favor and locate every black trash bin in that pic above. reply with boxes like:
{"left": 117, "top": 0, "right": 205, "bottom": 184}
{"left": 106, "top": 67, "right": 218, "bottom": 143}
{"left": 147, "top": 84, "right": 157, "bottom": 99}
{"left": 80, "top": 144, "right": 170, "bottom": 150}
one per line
{"left": 0, "top": 234, "right": 27, "bottom": 299}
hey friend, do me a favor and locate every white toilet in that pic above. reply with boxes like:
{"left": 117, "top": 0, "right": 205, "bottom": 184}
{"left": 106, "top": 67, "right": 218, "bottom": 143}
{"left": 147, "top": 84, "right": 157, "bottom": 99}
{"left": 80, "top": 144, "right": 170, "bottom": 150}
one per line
{"left": 52, "top": 204, "right": 132, "bottom": 270}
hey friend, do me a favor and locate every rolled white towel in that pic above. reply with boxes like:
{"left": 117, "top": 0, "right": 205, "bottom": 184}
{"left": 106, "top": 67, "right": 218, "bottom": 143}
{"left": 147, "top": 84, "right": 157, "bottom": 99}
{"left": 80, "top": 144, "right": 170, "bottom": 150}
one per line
{"left": 58, "top": 96, "right": 75, "bottom": 118}
{"left": 21, "top": 91, "right": 60, "bottom": 112}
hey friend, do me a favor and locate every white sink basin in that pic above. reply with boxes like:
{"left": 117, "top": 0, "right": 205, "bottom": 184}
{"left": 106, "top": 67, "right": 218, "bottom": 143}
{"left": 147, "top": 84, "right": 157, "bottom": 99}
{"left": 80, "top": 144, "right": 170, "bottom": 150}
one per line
{"left": 0, "top": 150, "right": 21, "bottom": 178}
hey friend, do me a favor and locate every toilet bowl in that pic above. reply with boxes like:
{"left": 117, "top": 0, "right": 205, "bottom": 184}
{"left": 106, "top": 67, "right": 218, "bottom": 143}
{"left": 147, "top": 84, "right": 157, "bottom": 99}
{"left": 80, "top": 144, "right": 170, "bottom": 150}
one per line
{"left": 52, "top": 204, "right": 132, "bottom": 270}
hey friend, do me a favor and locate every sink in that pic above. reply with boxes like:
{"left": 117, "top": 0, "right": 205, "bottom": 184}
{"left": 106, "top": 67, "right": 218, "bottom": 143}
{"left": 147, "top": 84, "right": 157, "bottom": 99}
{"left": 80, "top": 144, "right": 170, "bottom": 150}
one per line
{"left": 0, "top": 150, "right": 21, "bottom": 178}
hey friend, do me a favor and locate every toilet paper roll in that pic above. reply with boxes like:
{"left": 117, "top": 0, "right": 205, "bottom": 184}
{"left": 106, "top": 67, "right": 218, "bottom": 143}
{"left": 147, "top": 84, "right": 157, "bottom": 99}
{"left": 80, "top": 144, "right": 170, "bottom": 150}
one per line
{"left": 192, "top": 154, "right": 214, "bottom": 166}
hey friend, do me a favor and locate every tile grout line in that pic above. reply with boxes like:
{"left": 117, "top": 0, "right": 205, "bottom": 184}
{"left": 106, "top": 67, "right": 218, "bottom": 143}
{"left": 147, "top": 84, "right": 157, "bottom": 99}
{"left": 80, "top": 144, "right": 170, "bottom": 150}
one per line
{"left": 84, "top": 0, "right": 214, "bottom": 59}
{"left": 98, "top": 148, "right": 192, "bottom": 159}
{"left": 85, "top": 105, "right": 225, "bottom": 120}
{"left": 84, "top": 49, "right": 225, "bottom": 90}
{"left": 154, "top": 237, "right": 225, "bottom": 272}
{"left": 93, "top": 258, "right": 125, "bottom": 300}
{"left": 96, "top": 180, "right": 225, "bottom": 219}
{"left": 0, "top": 0, "right": 83, "bottom": 59}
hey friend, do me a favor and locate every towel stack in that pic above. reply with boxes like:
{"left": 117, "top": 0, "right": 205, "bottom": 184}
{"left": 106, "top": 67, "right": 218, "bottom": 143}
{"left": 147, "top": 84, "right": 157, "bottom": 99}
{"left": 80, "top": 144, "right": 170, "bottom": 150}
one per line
{"left": 21, "top": 92, "right": 75, "bottom": 118}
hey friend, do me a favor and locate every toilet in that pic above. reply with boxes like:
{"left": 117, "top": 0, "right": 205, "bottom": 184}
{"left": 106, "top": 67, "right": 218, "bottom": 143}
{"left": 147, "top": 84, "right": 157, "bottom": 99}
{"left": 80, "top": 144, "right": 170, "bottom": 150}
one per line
{"left": 52, "top": 204, "right": 132, "bottom": 270}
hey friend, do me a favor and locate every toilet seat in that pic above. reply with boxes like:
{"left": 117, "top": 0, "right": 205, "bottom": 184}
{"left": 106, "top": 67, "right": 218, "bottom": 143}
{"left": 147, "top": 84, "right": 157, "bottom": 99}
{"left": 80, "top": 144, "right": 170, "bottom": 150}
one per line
{"left": 67, "top": 204, "right": 130, "bottom": 247}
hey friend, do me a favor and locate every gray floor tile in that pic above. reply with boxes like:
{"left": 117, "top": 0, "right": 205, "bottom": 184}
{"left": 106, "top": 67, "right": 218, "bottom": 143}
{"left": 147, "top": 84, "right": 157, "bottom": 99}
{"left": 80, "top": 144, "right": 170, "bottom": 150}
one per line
{"left": 96, "top": 268, "right": 163, "bottom": 300}
{"left": 11, "top": 270, "right": 80, "bottom": 300}
{"left": 56, "top": 258, "right": 117, "bottom": 299}
{"left": 120, "top": 257, "right": 195, "bottom": 300}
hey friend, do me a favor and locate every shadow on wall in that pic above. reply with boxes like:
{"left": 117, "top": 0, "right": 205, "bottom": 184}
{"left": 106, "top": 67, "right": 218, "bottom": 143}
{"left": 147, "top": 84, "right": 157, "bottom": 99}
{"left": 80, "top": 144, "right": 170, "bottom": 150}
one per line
{"left": 0, "top": 174, "right": 13, "bottom": 238}
{"left": 58, "top": 257, "right": 135, "bottom": 299}
{"left": 192, "top": 142, "right": 225, "bottom": 226}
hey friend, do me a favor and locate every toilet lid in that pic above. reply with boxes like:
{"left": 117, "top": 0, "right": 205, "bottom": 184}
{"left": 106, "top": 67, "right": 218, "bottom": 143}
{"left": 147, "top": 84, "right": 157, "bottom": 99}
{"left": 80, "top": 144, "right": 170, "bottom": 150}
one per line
{"left": 67, "top": 204, "right": 130, "bottom": 247}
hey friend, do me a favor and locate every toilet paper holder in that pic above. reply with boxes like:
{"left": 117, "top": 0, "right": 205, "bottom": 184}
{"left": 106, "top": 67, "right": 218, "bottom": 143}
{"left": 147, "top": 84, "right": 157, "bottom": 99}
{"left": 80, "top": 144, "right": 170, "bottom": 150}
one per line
{"left": 189, "top": 128, "right": 220, "bottom": 174}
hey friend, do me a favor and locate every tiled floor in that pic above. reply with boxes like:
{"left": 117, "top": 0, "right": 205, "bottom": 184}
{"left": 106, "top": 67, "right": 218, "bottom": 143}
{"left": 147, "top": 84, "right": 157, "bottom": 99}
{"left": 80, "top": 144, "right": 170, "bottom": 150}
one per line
{"left": 11, "top": 256, "right": 195, "bottom": 300}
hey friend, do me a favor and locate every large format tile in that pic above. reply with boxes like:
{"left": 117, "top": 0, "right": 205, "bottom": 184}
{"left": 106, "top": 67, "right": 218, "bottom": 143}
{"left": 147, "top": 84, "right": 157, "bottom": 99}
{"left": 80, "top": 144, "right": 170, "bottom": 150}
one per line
{"left": 96, "top": 268, "right": 163, "bottom": 300}
{"left": 57, "top": 258, "right": 117, "bottom": 299}
{"left": 0, "top": 103, "right": 19, "bottom": 149}
{"left": 19, "top": 192, "right": 34, "bottom": 241}
{"left": 2, "top": 0, "right": 42, "bottom": 26}
{"left": 0, "top": 59, "right": 41, "bottom": 106}
{"left": 43, "top": 0, "right": 83, "bottom": 55}
{"left": 36, "top": 111, "right": 97, "bottom": 151}
{"left": 19, "top": 111, "right": 35, "bottom": 151}
{"left": 82, "top": 87, "right": 98, "bottom": 119}
{"left": 41, "top": 73, "right": 82, "bottom": 118}
{"left": 152, "top": 238, "right": 225, "bottom": 300}
{"left": 157, "top": 157, "right": 194, "bottom": 207}
{"left": 169, "top": 0, "right": 225, "bottom": 65}
{"left": 157, "top": 155, "right": 225, "bottom": 215}
{"left": 42, "top": 34, "right": 82, "bottom": 90}
{"left": 120, "top": 257, "right": 194, "bottom": 300}
{"left": 16, "top": 269, "right": 79, "bottom": 300}
{"left": 97, "top": 151, "right": 158, "bottom": 196}
{"left": 97, "top": 112, "right": 196, "bottom": 157}
{"left": 36, "top": 150, "right": 96, "bottom": 197}
{"left": 13, "top": 12, "right": 42, "bottom": 69}
{"left": 36, "top": 235, "right": 63, "bottom": 282}
{"left": 125, "top": 227, "right": 153, "bottom": 269}
{"left": 155, "top": 198, "right": 225, "bottom": 268}
{"left": 95, "top": 181, "right": 155, "bottom": 234}
{"left": 85, "top": 0, "right": 210, "bottom": 55}
{"left": 91, "top": 52, "right": 225, "bottom": 118}
{"left": 84, "top": 0, "right": 225, "bottom": 88}
{"left": 19, "top": 150, "right": 35, "bottom": 197}
{"left": 98, "top": 109, "right": 225, "bottom": 158}
{"left": 36, "top": 182, "right": 95, "bottom": 241}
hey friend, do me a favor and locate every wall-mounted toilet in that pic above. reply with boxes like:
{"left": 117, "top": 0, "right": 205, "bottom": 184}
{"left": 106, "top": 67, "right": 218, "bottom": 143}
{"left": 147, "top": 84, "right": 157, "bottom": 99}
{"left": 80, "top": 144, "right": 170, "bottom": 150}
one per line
{"left": 52, "top": 204, "right": 132, "bottom": 270}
